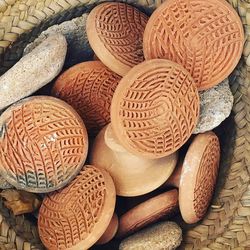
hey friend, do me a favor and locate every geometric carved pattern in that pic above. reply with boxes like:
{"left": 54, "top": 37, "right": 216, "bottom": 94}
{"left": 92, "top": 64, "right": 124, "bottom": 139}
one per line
{"left": 143, "top": 0, "right": 244, "bottom": 90}
{"left": 111, "top": 59, "right": 200, "bottom": 159}
{"left": 38, "top": 165, "right": 115, "bottom": 250}
{"left": 0, "top": 96, "right": 88, "bottom": 193}
{"left": 87, "top": 2, "right": 149, "bottom": 76}
{"left": 52, "top": 61, "right": 121, "bottom": 136}
{"left": 194, "top": 134, "right": 220, "bottom": 219}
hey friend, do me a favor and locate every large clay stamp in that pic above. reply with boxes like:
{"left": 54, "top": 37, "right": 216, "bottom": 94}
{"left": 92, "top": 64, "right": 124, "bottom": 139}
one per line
{"left": 86, "top": 2, "right": 148, "bottom": 76}
{"left": 0, "top": 96, "right": 88, "bottom": 193}
{"left": 143, "top": 0, "right": 244, "bottom": 90}
{"left": 38, "top": 165, "right": 116, "bottom": 250}
{"left": 117, "top": 189, "right": 178, "bottom": 238}
{"left": 52, "top": 61, "right": 121, "bottom": 136}
{"left": 111, "top": 59, "right": 200, "bottom": 159}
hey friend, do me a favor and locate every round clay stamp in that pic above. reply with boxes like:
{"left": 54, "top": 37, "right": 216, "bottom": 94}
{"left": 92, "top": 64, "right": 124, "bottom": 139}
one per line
{"left": 179, "top": 131, "right": 220, "bottom": 224}
{"left": 0, "top": 96, "right": 88, "bottom": 193}
{"left": 38, "top": 165, "right": 116, "bottom": 250}
{"left": 111, "top": 59, "right": 200, "bottom": 159}
{"left": 117, "top": 189, "right": 178, "bottom": 238}
{"left": 86, "top": 2, "right": 148, "bottom": 76}
{"left": 90, "top": 124, "right": 178, "bottom": 197}
{"left": 52, "top": 61, "right": 121, "bottom": 136}
{"left": 143, "top": 0, "right": 244, "bottom": 90}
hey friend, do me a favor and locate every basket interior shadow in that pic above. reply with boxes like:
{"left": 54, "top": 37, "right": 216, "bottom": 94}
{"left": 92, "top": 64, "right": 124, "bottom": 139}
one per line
{"left": 0, "top": 2, "right": 241, "bottom": 249}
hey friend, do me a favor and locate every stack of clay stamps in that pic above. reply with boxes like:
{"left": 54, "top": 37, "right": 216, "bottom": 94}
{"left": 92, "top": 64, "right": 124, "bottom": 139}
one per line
{"left": 0, "top": 0, "right": 244, "bottom": 249}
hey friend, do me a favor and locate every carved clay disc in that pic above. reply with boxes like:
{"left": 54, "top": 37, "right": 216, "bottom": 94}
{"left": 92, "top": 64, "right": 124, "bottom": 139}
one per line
{"left": 52, "top": 61, "right": 121, "bottom": 136}
{"left": 111, "top": 59, "right": 200, "bottom": 159}
{"left": 143, "top": 0, "right": 244, "bottom": 91}
{"left": 38, "top": 165, "right": 116, "bottom": 250}
{"left": 86, "top": 2, "right": 148, "bottom": 76}
{"left": 117, "top": 189, "right": 178, "bottom": 238}
{"left": 0, "top": 96, "right": 88, "bottom": 193}
{"left": 179, "top": 131, "right": 220, "bottom": 224}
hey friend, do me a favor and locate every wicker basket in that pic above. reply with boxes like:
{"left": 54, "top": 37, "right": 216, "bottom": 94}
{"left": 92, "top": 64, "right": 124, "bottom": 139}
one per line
{"left": 0, "top": 0, "right": 249, "bottom": 249}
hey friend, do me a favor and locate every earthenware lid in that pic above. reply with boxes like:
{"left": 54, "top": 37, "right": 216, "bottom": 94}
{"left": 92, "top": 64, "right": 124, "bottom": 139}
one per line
{"left": 38, "top": 165, "right": 116, "bottom": 249}
{"left": 179, "top": 131, "right": 220, "bottom": 224}
{"left": 143, "top": 0, "right": 244, "bottom": 90}
{"left": 90, "top": 124, "right": 178, "bottom": 197}
{"left": 117, "top": 189, "right": 178, "bottom": 238}
{"left": 86, "top": 2, "right": 148, "bottom": 76}
{"left": 111, "top": 59, "right": 200, "bottom": 159}
{"left": 0, "top": 96, "right": 88, "bottom": 193}
{"left": 52, "top": 61, "right": 121, "bottom": 136}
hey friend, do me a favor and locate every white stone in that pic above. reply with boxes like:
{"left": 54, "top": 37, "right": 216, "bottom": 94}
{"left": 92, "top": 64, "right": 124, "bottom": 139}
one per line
{"left": 0, "top": 34, "right": 67, "bottom": 111}
{"left": 194, "top": 79, "right": 233, "bottom": 134}
{"left": 24, "top": 14, "right": 92, "bottom": 67}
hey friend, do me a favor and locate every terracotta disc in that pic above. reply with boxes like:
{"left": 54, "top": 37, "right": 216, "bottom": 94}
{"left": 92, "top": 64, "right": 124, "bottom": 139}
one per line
{"left": 86, "top": 2, "right": 148, "bottom": 76}
{"left": 38, "top": 165, "right": 116, "bottom": 250}
{"left": 111, "top": 59, "right": 200, "bottom": 159}
{"left": 96, "top": 213, "right": 119, "bottom": 245}
{"left": 117, "top": 189, "right": 178, "bottom": 238}
{"left": 0, "top": 96, "right": 88, "bottom": 193}
{"left": 90, "top": 124, "right": 178, "bottom": 197}
{"left": 143, "top": 0, "right": 244, "bottom": 91}
{"left": 179, "top": 131, "right": 220, "bottom": 224}
{"left": 52, "top": 61, "right": 121, "bottom": 136}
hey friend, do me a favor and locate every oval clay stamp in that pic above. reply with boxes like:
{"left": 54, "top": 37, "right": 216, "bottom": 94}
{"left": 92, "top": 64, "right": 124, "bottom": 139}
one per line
{"left": 111, "top": 59, "right": 200, "bottom": 159}
{"left": 52, "top": 61, "right": 121, "bottom": 136}
{"left": 0, "top": 96, "right": 88, "bottom": 193}
{"left": 87, "top": 2, "right": 148, "bottom": 76}
{"left": 38, "top": 165, "right": 116, "bottom": 250}
{"left": 143, "top": 0, "right": 244, "bottom": 90}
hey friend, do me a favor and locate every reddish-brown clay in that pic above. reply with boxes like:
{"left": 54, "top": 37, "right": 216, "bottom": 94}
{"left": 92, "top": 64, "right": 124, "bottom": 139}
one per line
{"left": 90, "top": 124, "right": 178, "bottom": 197}
{"left": 38, "top": 165, "right": 116, "bottom": 250}
{"left": 179, "top": 131, "right": 220, "bottom": 224}
{"left": 111, "top": 59, "right": 200, "bottom": 159}
{"left": 96, "top": 213, "right": 119, "bottom": 245}
{"left": 86, "top": 2, "right": 148, "bottom": 76}
{"left": 143, "top": 0, "right": 244, "bottom": 91}
{"left": 52, "top": 61, "right": 121, "bottom": 136}
{"left": 0, "top": 96, "right": 88, "bottom": 193}
{"left": 116, "top": 189, "right": 178, "bottom": 238}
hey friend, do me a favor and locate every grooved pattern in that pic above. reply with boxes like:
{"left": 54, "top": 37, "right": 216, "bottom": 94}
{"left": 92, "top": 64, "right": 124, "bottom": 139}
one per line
{"left": 92, "top": 2, "right": 148, "bottom": 69}
{"left": 0, "top": 97, "right": 88, "bottom": 193}
{"left": 52, "top": 61, "right": 121, "bottom": 136}
{"left": 38, "top": 166, "right": 106, "bottom": 250}
{"left": 143, "top": 0, "right": 244, "bottom": 90}
{"left": 111, "top": 59, "right": 199, "bottom": 158}
{"left": 194, "top": 135, "right": 220, "bottom": 219}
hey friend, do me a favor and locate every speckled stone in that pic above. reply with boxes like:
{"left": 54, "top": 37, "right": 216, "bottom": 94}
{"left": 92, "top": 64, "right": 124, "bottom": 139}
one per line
{"left": 24, "top": 14, "right": 92, "bottom": 67}
{"left": 194, "top": 79, "right": 233, "bottom": 134}
{"left": 119, "top": 221, "right": 182, "bottom": 250}
{"left": 0, "top": 34, "right": 67, "bottom": 111}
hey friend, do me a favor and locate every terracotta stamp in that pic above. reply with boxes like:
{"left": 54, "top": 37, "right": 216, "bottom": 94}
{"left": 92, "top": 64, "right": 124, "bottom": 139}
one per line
{"left": 0, "top": 96, "right": 88, "bottom": 193}
{"left": 111, "top": 59, "right": 200, "bottom": 159}
{"left": 87, "top": 2, "right": 148, "bottom": 76}
{"left": 143, "top": 0, "right": 244, "bottom": 90}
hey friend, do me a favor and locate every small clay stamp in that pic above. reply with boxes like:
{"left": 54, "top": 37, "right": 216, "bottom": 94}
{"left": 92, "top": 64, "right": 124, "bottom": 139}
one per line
{"left": 87, "top": 2, "right": 148, "bottom": 76}
{"left": 117, "top": 189, "right": 178, "bottom": 238}
{"left": 0, "top": 96, "right": 88, "bottom": 193}
{"left": 143, "top": 0, "right": 244, "bottom": 90}
{"left": 38, "top": 165, "right": 116, "bottom": 250}
{"left": 111, "top": 59, "right": 200, "bottom": 159}
{"left": 52, "top": 61, "right": 121, "bottom": 136}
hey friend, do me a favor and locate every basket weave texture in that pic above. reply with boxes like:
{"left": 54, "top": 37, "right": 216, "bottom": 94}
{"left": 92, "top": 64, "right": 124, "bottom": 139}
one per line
{"left": 0, "top": 0, "right": 249, "bottom": 249}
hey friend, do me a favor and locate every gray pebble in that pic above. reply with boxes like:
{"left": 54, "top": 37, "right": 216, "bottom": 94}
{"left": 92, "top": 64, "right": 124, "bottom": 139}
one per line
{"left": 119, "top": 221, "right": 182, "bottom": 250}
{"left": 24, "top": 14, "right": 92, "bottom": 67}
{"left": 0, "top": 34, "right": 67, "bottom": 111}
{"left": 194, "top": 79, "right": 233, "bottom": 134}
